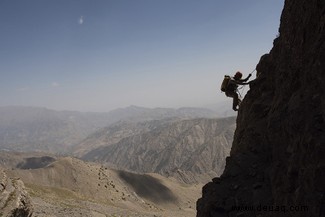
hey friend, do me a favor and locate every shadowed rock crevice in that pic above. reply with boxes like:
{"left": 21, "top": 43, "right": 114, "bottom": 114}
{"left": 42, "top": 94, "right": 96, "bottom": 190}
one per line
{"left": 118, "top": 171, "right": 178, "bottom": 204}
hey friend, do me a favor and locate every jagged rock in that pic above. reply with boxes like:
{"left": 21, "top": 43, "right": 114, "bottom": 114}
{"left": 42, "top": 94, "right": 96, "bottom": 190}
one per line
{"left": 197, "top": 0, "right": 325, "bottom": 216}
{"left": 0, "top": 168, "right": 33, "bottom": 217}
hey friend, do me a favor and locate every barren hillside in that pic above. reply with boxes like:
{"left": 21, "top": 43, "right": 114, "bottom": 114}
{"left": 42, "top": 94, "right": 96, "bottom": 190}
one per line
{"left": 5, "top": 155, "right": 201, "bottom": 217}
{"left": 83, "top": 117, "right": 236, "bottom": 184}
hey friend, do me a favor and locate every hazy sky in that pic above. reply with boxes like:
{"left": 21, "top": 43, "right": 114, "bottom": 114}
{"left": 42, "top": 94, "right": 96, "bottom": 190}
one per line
{"left": 0, "top": 0, "right": 284, "bottom": 112}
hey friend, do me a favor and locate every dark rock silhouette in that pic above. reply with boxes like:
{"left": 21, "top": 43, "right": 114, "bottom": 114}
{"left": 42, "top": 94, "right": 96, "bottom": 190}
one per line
{"left": 197, "top": 0, "right": 325, "bottom": 216}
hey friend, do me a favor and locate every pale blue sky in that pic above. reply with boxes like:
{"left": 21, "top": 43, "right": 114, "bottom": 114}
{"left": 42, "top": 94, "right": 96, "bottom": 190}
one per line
{"left": 0, "top": 0, "right": 284, "bottom": 112}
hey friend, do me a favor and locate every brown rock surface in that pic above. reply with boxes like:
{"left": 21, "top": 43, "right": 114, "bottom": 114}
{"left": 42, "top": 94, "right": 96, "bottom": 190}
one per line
{"left": 0, "top": 168, "right": 33, "bottom": 217}
{"left": 197, "top": 0, "right": 325, "bottom": 216}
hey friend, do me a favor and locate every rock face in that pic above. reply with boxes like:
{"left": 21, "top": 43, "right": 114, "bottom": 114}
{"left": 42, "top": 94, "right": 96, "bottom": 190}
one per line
{"left": 0, "top": 168, "right": 33, "bottom": 217}
{"left": 83, "top": 117, "right": 236, "bottom": 183}
{"left": 197, "top": 0, "right": 325, "bottom": 217}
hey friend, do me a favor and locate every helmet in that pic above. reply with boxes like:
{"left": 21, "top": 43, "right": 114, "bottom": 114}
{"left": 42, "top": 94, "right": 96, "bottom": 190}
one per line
{"left": 234, "top": 71, "right": 242, "bottom": 80}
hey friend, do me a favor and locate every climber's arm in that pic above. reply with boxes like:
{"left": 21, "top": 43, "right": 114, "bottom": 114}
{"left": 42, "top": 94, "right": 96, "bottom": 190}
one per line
{"left": 241, "top": 74, "right": 252, "bottom": 82}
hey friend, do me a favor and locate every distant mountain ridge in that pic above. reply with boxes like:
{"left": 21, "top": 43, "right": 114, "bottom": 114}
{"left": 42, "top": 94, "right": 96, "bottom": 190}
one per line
{"left": 73, "top": 118, "right": 176, "bottom": 157}
{"left": 0, "top": 105, "right": 217, "bottom": 153}
{"left": 0, "top": 106, "right": 111, "bottom": 153}
{"left": 106, "top": 105, "right": 218, "bottom": 122}
{"left": 83, "top": 117, "right": 236, "bottom": 183}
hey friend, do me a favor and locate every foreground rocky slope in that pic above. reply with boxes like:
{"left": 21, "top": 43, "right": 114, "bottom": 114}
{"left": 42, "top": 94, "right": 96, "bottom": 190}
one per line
{"left": 83, "top": 117, "right": 236, "bottom": 183}
{"left": 6, "top": 156, "right": 200, "bottom": 217}
{"left": 197, "top": 0, "right": 325, "bottom": 216}
{"left": 0, "top": 168, "right": 33, "bottom": 217}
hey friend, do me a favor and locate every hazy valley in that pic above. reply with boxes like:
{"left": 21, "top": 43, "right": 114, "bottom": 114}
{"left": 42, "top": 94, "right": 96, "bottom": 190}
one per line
{"left": 0, "top": 105, "right": 235, "bottom": 216}
{"left": 0, "top": 106, "right": 218, "bottom": 153}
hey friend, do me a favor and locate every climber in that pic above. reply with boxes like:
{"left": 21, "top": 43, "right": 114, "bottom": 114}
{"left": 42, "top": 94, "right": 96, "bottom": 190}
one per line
{"left": 221, "top": 71, "right": 251, "bottom": 111}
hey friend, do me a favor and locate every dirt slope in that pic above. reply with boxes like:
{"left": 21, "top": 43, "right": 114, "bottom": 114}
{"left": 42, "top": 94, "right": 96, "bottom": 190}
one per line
{"left": 7, "top": 156, "right": 201, "bottom": 217}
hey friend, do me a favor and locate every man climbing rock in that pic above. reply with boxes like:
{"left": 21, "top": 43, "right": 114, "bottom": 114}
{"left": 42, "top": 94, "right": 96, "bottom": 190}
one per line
{"left": 222, "top": 71, "right": 251, "bottom": 111}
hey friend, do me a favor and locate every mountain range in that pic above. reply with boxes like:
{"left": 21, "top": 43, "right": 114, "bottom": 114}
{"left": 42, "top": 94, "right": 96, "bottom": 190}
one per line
{"left": 82, "top": 117, "right": 236, "bottom": 183}
{"left": 0, "top": 105, "right": 218, "bottom": 153}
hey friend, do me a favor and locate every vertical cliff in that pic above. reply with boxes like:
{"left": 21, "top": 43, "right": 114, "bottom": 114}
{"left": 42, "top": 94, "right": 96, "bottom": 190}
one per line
{"left": 197, "top": 0, "right": 325, "bottom": 216}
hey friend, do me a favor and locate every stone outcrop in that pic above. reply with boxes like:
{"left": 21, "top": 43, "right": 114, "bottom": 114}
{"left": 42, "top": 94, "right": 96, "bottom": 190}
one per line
{"left": 0, "top": 168, "right": 33, "bottom": 217}
{"left": 197, "top": 0, "right": 325, "bottom": 216}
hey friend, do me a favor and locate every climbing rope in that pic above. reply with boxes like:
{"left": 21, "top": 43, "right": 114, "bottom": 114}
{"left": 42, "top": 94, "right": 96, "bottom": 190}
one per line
{"left": 250, "top": 69, "right": 257, "bottom": 74}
